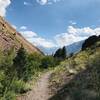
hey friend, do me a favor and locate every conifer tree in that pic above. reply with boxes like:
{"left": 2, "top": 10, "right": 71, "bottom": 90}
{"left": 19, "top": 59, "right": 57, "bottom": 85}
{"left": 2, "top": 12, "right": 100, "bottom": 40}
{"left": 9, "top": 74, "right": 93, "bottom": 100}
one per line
{"left": 62, "top": 46, "right": 66, "bottom": 59}
{"left": 54, "top": 46, "right": 67, "bottom": 60}
{"left": 13, "top": 46, "right": 27, "bottom": 79}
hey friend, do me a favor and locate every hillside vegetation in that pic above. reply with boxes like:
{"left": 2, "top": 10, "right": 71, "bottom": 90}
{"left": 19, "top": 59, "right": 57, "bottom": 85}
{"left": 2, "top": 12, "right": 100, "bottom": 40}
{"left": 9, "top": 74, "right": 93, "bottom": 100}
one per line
{"left": 0, "top": 15, "right": 100, "bottom": 100}
{"left": 0, "top": 45, "right": 61, "bottom": 100}
{"left": 0, "top": 16, "right": 59, "bottom": 100}
{"left": 49, "top": 39, "right": 100, "bottom": 100}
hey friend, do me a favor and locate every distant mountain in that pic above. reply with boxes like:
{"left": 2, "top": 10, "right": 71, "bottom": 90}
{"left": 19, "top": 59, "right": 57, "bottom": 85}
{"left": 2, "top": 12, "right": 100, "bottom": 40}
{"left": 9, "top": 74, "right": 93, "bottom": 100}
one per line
{"left": 66, "top": 40, "right": 84, "bottom": 54}
{"left": 38, "top": 46, "right": 58, "bottom": 55}
{"left": 39, "top": 40, "right": 84, "bottom": 55}
{"left": 0, "top": 16, "right": 42, "bottom": 54}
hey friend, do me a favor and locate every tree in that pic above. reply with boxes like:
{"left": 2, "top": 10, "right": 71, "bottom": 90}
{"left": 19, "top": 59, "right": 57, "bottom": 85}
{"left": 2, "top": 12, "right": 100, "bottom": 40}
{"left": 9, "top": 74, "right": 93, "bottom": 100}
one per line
{"left": 82, "top": 35, "right": 99, "bottom": 50}
{"left": 13, "top": 46, "right": 27, "bottom": 80}
{"left": 62, "top": 46, "right": 67, "bottom": 59}
{"left": 54, "top": 48, "right": 62, "bottom": 58}
{"left": 54, "top": 46, "right": 67, "bottom": 60}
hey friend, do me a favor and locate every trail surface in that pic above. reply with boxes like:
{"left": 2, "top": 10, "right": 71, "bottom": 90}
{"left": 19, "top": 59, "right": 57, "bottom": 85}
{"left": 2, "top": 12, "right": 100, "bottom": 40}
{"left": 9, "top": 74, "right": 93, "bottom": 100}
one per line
{"left": 17, "top": 72, "right": 52, "bottom": 100}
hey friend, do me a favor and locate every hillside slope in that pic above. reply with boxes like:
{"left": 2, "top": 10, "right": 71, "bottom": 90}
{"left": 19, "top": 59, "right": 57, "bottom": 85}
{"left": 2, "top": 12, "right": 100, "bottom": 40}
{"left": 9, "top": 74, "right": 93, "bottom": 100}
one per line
{"left": 0, "top": 16, "right": 42, "bottom": 54}
{"left": 49, "top": 40, "right": 100, "bottom": 100}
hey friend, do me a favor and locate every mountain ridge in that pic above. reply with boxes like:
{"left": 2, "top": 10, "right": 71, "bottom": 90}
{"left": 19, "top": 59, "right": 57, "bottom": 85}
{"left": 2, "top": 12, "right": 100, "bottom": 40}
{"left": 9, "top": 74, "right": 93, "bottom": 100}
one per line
{"left": 39, "top": 40, "right": 84, "bottom": 55}
{"left": 0, "top": 16, "right": 42, "bottom": 54}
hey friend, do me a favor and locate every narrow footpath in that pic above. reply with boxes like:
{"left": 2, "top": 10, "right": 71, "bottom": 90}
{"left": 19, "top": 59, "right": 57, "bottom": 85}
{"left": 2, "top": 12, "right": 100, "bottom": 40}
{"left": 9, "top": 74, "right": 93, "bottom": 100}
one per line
{"left": 17, "top": 72, "right": 52, "bottom": 100}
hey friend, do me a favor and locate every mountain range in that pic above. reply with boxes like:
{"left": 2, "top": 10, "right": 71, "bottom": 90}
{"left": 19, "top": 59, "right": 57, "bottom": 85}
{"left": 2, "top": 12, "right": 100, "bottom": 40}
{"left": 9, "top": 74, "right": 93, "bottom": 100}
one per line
{"left": 39, "top": 40, "right": 84, "bottom": 55}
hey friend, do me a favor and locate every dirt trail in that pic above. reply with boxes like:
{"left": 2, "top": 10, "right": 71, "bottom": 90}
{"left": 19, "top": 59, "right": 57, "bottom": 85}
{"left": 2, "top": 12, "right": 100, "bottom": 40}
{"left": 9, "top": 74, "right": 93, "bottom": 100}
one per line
{"left": 17, "top": 72, "right": 52, "bottom": 100}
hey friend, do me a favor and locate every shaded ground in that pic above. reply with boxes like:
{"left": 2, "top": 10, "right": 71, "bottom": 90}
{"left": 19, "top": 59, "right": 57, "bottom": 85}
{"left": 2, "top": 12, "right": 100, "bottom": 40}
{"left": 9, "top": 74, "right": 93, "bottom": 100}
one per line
{"left": 17, "top": 72, "right": 52, "bottom": 100}
{"left": 49, "top": 67, "right": 100, "bottom": 100}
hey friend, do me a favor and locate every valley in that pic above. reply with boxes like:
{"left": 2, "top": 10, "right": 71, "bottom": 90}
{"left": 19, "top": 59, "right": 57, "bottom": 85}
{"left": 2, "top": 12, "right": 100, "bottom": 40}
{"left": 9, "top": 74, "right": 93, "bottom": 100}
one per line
{"left": 0, "top": 9, "right": 100, "bottom": 100}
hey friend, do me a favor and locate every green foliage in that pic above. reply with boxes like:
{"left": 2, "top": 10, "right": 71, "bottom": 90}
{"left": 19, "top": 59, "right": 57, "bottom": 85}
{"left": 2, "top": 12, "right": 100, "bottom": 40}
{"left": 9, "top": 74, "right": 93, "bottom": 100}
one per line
{"left": 1, "top": 91, "right": 16, "bottom": 100}
{"left": 24, "top": 53, "right": 42, "bottom": 81}
{"left": 13, "top": 46, "right": 28, "bottom": 80}
{"left": 82, "top": 35, "right": 100, "bottom": 50}
{"left": 11, "top": 79, "right": 27, "bottom": 94}
{"left": 0, "top": 71, "right": 5, "bottom": 96}
{"left": 0, "top": 48, "right": 17, "bottom": 99}
{"left": 0, "top": 47, "right": 29, "bottom": 99}
{"left": 0, "top": 45, "right": 60, "bottom": 99}
{"left": 54, "top": 48, "right": 62, "bottom": 58}
{"left": 41, "top": 56, "right": 57, "bottom": 69}
{"left": 0, "top": 51, "right": 5, "bottom": 67}
{"left": 62, "top": 46, "right": 67, "bottom": 59}
{"left": 54, "top": 46, "right": 67, "bottom": 60}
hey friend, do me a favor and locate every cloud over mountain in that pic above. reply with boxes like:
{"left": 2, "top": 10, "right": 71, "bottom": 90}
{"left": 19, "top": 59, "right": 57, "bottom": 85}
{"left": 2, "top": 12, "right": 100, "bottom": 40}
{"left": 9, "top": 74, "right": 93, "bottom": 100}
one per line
{"left": 20, "top": 26, "right": 100, "bottom": 50}
{"left": 55, "top": 26, "right": 100, "bottom": 47}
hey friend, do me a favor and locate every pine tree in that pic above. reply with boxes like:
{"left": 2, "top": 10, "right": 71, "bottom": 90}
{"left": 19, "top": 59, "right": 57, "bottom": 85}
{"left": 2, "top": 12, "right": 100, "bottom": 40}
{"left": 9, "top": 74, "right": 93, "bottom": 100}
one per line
{"left": 54, "top": 46, "right": 67, "bottom": 60}
{"left": 13, "top": 46, "right": 27, "bottom": 79}
{"left": 62, "top": 46, "right": 66, "bottom": 59}
{"left": 54, "top": 48, "right": 62, "bottom": 58}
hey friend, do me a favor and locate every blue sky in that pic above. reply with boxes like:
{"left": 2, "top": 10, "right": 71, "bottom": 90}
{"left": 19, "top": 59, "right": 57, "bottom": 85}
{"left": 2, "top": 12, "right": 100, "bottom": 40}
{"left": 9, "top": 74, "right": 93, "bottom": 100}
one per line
{"left": 0, "top": 0, "right": 100, "bottom": 49}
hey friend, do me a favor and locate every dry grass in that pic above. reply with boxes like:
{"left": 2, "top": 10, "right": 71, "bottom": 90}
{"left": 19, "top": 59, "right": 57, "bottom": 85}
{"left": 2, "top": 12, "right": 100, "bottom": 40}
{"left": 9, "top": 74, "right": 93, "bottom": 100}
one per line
{"left": 49, "top": 43, "right": 100, "bottom": 100}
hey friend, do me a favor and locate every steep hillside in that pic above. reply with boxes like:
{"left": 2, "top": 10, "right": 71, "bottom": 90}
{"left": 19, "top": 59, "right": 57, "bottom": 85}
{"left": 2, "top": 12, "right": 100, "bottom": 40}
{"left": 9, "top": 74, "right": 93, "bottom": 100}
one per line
{"left": 0, "top": 16, "right": 42, "bottom": 54}
{"left": 49, "top": 40, "right": 100, "bottom": 100}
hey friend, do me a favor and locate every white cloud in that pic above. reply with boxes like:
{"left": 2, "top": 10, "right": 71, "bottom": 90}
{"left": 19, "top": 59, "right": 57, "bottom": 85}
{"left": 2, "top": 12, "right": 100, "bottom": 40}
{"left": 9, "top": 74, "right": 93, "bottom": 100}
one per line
{"left": 28, "top": 37, "right": 56, "bottom": 48}
{"left": 20, "top": 31, "right": 37, "bottom": 38}
{"left": 24, "top": 2, "right": 32, "bottom": 6}
{"left": 20, "top": 30, "right": 56, "bottom": 48}
{"left": 36, "top": 0, "right": 48, "bottom": 5}
{"left": 55, "top": 33, "right": 86, "bottom": 47}
{"left": 20, "top": 26, "right": 27, "bottom": 30}
{"left": 69, "top": 21, "right": 77, "bottom": 25}
{"left": 36, "top": 0, "right": 62, "bottom": 5}
{"left": 20, "top": 26, "right": 100, "bottom": 49}
{"left": 67, "top": 26, "right": 100, "bottom": 36}
{"left": 55, "top": 26, "right": 100, "bottom": 47}
{"left": 0, "top": 0, "right": 11, "bottom": 16}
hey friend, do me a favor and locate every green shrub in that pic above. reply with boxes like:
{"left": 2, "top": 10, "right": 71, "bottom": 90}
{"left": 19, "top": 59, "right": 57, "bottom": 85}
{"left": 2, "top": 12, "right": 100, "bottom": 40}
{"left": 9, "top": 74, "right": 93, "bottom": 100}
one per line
{"left": 1, "top": 91, "right": 16, "bottom": 100}
{"left": 11, "top": 79, "right": 28, "bottom": 94}
{"left": 41, "top": 56, "right": 57, "bottom": 68}
{"left": 0, "top": 46, "right": 61, "bottom": 99}
{"left": 0, "top": 71, "right": 5, "bottom": 96}
{"left": 22, "top": 53, "right": 43, "bottom": 81}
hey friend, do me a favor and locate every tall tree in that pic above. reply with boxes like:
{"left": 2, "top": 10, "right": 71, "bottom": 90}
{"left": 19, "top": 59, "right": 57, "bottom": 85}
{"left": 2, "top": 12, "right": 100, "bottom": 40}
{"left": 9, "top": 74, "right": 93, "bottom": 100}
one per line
{"left": 54, "top": 48, "right": 62, "bottom": 58}
{"left": 54, "top": 46, "right": 67, "bottom": 60}
{"left": 62, "top": 46, "right": 67, "bottom": 59}
{"left": 13, "top": 46, "right": 27, "bottom": 79}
